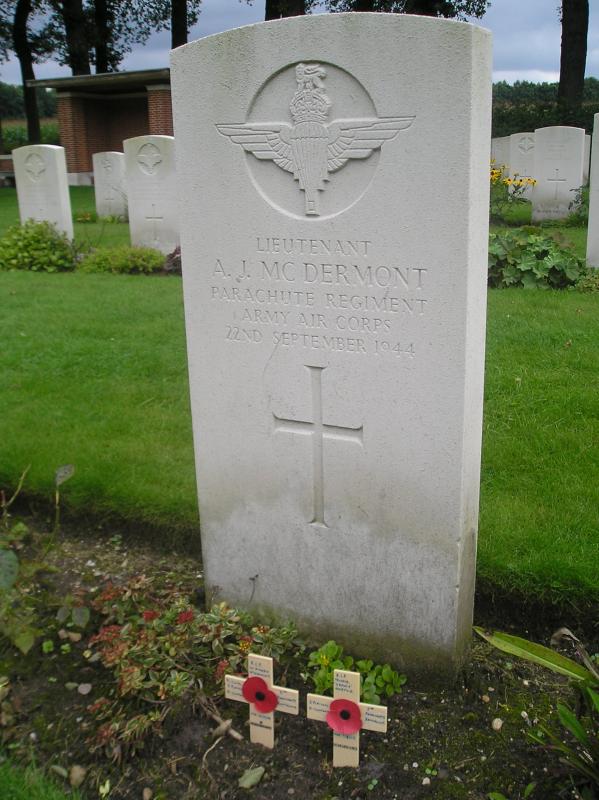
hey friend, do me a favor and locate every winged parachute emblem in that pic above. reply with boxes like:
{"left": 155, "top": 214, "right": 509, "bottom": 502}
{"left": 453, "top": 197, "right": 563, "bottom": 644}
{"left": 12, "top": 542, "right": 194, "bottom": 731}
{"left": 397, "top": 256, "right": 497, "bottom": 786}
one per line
{"left": 217, "top": 63, "right": 414, "bottom": 217}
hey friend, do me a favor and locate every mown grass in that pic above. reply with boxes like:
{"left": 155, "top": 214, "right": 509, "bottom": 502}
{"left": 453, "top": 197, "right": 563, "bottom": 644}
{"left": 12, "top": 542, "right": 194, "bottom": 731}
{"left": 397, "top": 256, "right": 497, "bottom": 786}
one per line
{"left": 0, "top": 187, "right": 129, "bottom": 247}
{"left": 0, "top": 270, "right": 597, "bottom": 603}
{"left": 0, "top": 760, "right": 80, "bottom": 800}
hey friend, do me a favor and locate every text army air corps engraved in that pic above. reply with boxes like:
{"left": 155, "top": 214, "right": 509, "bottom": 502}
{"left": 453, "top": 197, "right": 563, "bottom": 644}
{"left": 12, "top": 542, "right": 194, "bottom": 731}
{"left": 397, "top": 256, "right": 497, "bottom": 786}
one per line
{"left": 217, "top": 63, "right": 414, "bottom": 217}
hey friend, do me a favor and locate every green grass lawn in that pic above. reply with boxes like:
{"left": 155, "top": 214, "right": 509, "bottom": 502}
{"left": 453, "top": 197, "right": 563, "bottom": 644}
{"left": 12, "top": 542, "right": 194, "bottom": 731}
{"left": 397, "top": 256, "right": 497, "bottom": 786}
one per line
{"left": 0, "top": 271, "right": 597, "bottom": 605}
{"left": 0, "top": 760, "right": 80, "bottom": 800}
{"left": 0, "top": 187, "right": 129, "bottom": 248}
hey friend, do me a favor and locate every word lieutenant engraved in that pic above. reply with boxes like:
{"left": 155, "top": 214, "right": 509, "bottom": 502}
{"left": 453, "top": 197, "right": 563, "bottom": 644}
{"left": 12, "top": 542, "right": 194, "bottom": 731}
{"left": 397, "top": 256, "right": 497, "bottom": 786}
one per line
{"left": 218, "top": 63, "right": 414, "bottom": 216}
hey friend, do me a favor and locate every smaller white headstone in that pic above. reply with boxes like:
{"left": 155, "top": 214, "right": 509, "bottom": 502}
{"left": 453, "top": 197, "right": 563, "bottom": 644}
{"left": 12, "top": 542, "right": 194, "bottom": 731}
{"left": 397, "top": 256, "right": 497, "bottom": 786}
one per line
{"left": 13, "top": 144, "right": 73, "bottom": 239}
{"left": 93, "top": 151, "right": 128, "bottom": 220}
{"left": 123, "top": 135, "right": 179, "bottom": 253}
{"left": 532, "top": 126, "right": 585, "bottom": 222}
{"left": 583, "top": 134, "right": 591, "bottom": 185}
{"left": 509, "top": 132, "right": 535, "bottom": 198}
{"left": 491, "top": 135, "right": 510, "bottom": 173}
{"left": 586, "top": 114, "right": 599, "bottom": 268}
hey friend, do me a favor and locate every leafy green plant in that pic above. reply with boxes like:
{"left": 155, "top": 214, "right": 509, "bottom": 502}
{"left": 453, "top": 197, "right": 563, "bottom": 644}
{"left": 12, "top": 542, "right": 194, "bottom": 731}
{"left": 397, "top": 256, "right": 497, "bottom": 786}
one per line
{"left": 489, "top": 162, "right": 536, "bottom": 224}
{"left": 86, "top": 588, "right": 300, "bottom": 754}
{"left": 476, "top": 627, "right": 599, "bottom": 797}
{"left": 2, "top": 121, "right": 60, "bottom": 150}
{"left": 488, "top": 782, "right": 536, "bottom": 800}
{"left": 576, "top": 269, "right": 599, "bottom": 293}
{"left": 488, "top": 228, "right": 585, "bottom": 289}
{"left": 78, "top": 245, "right": 165, "bottom": 275}
{"left": 0, "top": 221, "right": 78, "bottom": 272}
{"left": 307, "top": 640, "right": 406, "bottom": 704}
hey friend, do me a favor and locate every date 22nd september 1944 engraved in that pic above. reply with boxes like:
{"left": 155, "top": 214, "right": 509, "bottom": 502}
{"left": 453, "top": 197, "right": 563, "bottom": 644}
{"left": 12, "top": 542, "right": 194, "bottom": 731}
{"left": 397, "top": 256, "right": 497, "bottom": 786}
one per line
{"left": 210, "top": 236, "right": 428, "bottom": 358}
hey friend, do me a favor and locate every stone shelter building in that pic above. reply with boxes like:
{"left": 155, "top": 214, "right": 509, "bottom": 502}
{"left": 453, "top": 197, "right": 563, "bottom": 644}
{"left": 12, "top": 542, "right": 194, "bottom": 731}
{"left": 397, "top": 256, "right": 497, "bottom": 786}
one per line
{"left": 29, "top": 68, "right": 173, "bottom": 185}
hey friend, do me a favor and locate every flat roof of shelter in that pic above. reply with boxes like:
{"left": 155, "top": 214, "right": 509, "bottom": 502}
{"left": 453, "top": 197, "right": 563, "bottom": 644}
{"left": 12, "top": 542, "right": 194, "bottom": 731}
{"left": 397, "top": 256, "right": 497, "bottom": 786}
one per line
{"left": 28, "top": 68, "right": 170, "bottom": 95}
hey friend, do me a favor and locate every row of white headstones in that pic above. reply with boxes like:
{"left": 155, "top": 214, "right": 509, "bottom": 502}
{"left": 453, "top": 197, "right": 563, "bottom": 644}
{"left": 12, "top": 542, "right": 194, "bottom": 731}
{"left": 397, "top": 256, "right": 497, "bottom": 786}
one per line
{"left": 11, "top": 121, "right": 599, "bottom": 267}
{"left": 12, "top": 135, "right": 179, "bottom": 255}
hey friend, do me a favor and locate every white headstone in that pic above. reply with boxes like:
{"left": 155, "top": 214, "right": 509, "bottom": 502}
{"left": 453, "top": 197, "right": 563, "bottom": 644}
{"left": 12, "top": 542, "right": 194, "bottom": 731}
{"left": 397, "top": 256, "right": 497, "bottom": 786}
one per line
{"left": 12, "top": 144, "right": 73, "bottom": 239}
{"left": 171, "top": 13, "right": 492, "bottom": 673}
{"left": 123, "top": 135, "right": 179, "bottom": 253}
{"left": 509, "top": 132, "right": 535, "bottom": 198}
{"left": 491, "top": 135, "right": 510, "bottom": 173}
{"left": 586, "top": 115, "right": 599, "bottom": 268}
{"left": 583, "top": 134, "right": 591, "bottom": 185}
{"left": 531, "top": 126, "right": 585, "bottom": 222}
{"left": 93, "top": 151, "right": 128, "bottom": 220}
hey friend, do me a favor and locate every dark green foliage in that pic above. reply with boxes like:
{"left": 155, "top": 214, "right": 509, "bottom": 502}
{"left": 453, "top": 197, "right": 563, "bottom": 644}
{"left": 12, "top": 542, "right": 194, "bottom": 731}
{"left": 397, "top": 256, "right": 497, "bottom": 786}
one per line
{"left": 576, "top": 270, "right": 599, "bottom": 293}
{"left": 492, "top": 78, "right": 599, "bottom": 136}
{"left": 79, "top": 245, "right": 165, "bottom": 275}
{"left": 324, "top": 0, "right": 488, "bottom": 17}
{"left": 0, "top": 220, "right": 77, "bottom": 272}
{"left": 0, "top": 82, "right": 57, "bottom": 120}
{"left": 2, "top": 122, "right": 60, "bottom": 150}
{"left": 488, "top": 229, "right": 585, "bottom": 289}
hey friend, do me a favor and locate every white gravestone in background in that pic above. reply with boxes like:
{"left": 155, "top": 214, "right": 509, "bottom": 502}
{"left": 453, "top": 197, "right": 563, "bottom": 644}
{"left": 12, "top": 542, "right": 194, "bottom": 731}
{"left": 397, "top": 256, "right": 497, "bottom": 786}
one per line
{"left": 509, "top": 132, "right": 535, "bottom": 198}
{"left": 583, "top": 134, "right": 591, "bottom": 185}
{"left": 491, "top": 135, "right": 510, "bottom": 172}
{"left": 123, "top": 135, "right": 178, "bottom": 253}
{"left": 586, "top": 114, "right": 599, "bottom": 268}
{"left": 13, "top": 144, "right": 73, "bottom": 239}
{"left": 93, "top": 151, "right": 128, "bottom": 220}
{"left": 171, "top": 13, "right": 492, "bottom": 672}
{"left": 532, "top": 126, "right": 585, "bottom": 222}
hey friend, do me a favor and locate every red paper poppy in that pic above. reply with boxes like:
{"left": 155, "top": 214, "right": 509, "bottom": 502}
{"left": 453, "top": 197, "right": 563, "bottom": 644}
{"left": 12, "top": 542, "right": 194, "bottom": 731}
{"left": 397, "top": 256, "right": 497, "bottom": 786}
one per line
{"left": 326, "top": 698, "right": 362, "bottom": 735}
{"left": 176, "top": 610, "right": 194, "bottom": 624}
{"left": 242, "top": 676, "right": 278, "bottom": 714}
{"left": 142, "top": 610, "right": 159, "bottom": 622}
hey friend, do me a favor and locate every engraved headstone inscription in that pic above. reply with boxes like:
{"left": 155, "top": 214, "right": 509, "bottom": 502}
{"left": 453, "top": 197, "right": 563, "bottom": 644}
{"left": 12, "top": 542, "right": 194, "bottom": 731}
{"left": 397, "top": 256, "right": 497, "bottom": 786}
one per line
{"left": 13, "top": 144, "right": 73, "bottom": 239}
{"left": 92, "top": 151, "right": 128, "bottom": 220}
{"left": 586, "top": 114, "right": 599, "bottom": 268}
{"left": 171, "top": 14, "right": 492, "bottom": 672}
{"left": 531, "top": 126, "right": 585, "bottom": 222}
{"left": 123, "top": 135, "right": 179, "bottom": 254}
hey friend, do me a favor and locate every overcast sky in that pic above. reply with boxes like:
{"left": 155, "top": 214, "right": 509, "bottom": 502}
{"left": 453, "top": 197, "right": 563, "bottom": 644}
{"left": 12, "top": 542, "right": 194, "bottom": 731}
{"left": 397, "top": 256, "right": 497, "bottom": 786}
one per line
{"left": 1, "top": 0, "right": 598, "bottom": 86}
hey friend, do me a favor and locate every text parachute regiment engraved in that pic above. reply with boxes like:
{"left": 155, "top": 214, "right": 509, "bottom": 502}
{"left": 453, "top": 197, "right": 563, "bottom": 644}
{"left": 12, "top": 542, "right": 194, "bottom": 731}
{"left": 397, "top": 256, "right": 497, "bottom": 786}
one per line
{"left": 217, "top": 63, "right": 414, "bottom": 216}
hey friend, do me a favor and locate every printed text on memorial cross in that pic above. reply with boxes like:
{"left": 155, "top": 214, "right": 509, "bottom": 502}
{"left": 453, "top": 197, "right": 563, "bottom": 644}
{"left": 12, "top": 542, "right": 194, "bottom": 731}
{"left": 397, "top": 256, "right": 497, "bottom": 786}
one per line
{"left": 209, "top": 236, "right": 428, "bottom": 358}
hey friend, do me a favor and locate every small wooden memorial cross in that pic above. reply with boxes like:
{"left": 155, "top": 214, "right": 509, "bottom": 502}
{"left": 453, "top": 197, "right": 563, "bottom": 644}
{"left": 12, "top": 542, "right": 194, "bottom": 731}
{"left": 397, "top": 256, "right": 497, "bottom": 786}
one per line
{"left": 224, "top": 653, "right": 299, "bottom": 748}
{"left": 307, "top": 669, "right": 388, "bottom": 767}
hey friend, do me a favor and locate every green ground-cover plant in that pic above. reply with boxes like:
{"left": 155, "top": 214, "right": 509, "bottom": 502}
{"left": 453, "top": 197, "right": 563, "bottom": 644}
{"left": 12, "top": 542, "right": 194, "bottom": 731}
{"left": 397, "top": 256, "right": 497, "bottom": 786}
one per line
{"left": 307, "top": 640, "right": 406, "bottom": 704}
{"left": 476, "top": 627, "right": 599, "bottom": 798}
{"left": 79, "top": 245, "right": 165, "bottom": 274}
{"left": 86, "top": 585, "right": 300, "bottom": 754}
{"left": 488, "top": 228, "right": 585, "bottom": 289}
{"left": 0, "top": 760, "right": 81, "bottom": 800}
{"left": 0, "top": 220, "right": 79, "bottom": 273}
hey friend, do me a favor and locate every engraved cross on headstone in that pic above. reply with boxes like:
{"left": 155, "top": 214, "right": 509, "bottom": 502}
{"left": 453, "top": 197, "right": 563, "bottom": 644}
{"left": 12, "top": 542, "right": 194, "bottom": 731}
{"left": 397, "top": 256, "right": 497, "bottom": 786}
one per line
{"left": 547, "top": 168, "right": 566, "bottom": 200}
{"left": 224, "top": 654, "right": 299, "bottom": 749}
{"left": 307, "top": 669, "right": 388, "bottom": 767}
{"left": 273, "top": 365, "right": 363, "bottom": 528}
{"left": 145, "top": 204, "right": 163, "bottom": 243}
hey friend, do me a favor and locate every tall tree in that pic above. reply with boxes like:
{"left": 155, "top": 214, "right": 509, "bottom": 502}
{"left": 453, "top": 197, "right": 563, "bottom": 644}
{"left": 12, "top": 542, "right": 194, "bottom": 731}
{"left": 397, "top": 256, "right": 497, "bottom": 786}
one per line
{"left": 171, "top": 0, "right": 188, "bottom": 47}
{"left": 93, "top": 0, "right": 113, "bottom": 72}
{"left": 12, "top": 0, "right": 41, "bottom": 142}
{"left": 50, "top": 0, "right": 91, "bottom": 74}
{"left": 558, "top": 0, "right": 589, "bottom": 122}
{"left": 324, "top": 0, "right": 488, "bottom": 17}
{"left": 265, "top": 0, "right": 310, "bottom": 19}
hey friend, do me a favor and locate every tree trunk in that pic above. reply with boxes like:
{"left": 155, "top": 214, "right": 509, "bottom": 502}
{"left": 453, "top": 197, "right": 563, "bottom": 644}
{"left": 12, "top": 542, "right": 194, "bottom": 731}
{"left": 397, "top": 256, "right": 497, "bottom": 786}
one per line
{"left": 59, "top": 0, "right": 91, "bottom": 75}
{"left": 557, "top": 0, "right": 589, "bottom": 123}
{"left": 171, "top": 0, "right": 188, "bottom": 48}
{"left": 13, "top": 0, "right": 41, "bottom": 144}
{"left": 265, "top": 0, "right": 306, "bottom": 19}
{"left": 94, "top": 0, "right": 111, "bottom": 72}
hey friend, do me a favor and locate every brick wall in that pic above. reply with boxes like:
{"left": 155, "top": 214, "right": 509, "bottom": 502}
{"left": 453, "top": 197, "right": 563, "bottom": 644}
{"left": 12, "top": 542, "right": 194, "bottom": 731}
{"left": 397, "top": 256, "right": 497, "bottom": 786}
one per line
{"left": 57, "top": 87, "right": 172, "bottom": 175}
{"left": 147, "top": 87, "right": 173, "bottom": 136}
